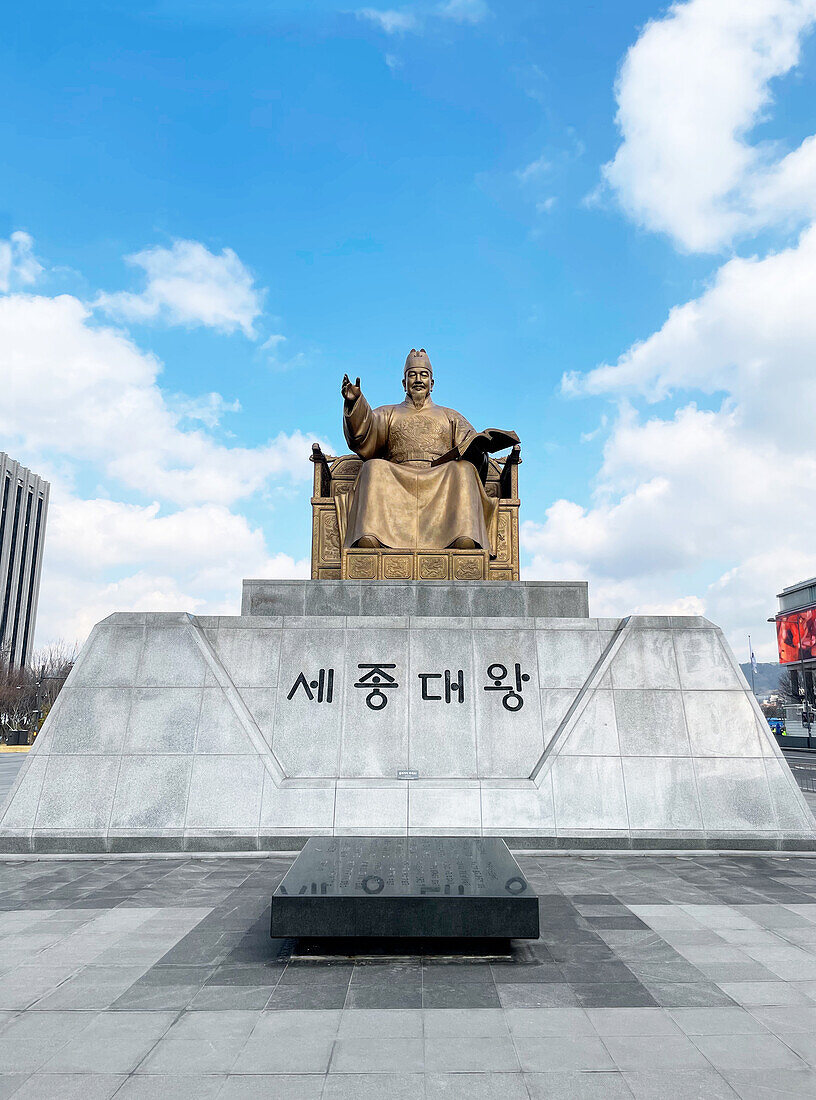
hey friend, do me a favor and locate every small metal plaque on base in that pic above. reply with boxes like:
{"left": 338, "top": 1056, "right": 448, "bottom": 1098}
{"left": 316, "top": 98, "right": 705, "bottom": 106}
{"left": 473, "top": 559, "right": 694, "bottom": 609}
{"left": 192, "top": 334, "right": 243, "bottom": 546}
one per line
{"left": 269, "top": 836, "right": 539, "bottom": 940}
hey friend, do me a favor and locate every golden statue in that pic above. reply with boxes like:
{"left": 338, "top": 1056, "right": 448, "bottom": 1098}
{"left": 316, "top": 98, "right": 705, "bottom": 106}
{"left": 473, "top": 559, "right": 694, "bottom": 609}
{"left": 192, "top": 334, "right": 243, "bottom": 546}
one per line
{"left": 337, "top": 349, "right": 519, "bottom": 555}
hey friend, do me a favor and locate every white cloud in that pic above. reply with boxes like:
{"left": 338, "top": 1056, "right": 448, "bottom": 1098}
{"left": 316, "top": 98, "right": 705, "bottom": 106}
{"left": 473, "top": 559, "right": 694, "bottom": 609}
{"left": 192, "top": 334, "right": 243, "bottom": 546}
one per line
{"left": 604, "top": 0, "right": 816, "bottom": 252}
{"left": 0, "top": 233, "right": 322, "bottom": 649}
{"left": 516, "top": 155, "right": 551, "bottom": 184}
{"left": 438, "top": 0, "right": 489, "bottom": 23}
{"left": 38, "top": 492, "right": 308, "bottom": 644}
{"left": 172, "top": 392, "right": 242, "bottom": 429}
{"left": 0, "top": 231, "right": 42, "bottom": 292}
{"left": 521, "top": 0, "right": 816, "bottom": 658}
{"left": 580, "top": 414, "right": 608, "bottom": 443}
{"left": 525, "top": 402, "right": 815, "bottom": 583}
{"left": 260, "top": 332, "right": 307, "bottom": 371}
{"left": 356, "top": 8, "right": 418, "bottom": 33}
{"left": 528, "top": 225, "right": 816, "bottom": 656}
{"left": 355, "top": 0, "right": 488, "bottom": 35}
{"left": 96, "top": 239, "right": 264, "bottom": 336}
{"left": 261, "top": 334, "right": 287, "bottom": 351}
{"left": 564, "top": 223, "right": 816, "bottom": 443}
{"left": 0, "top": 292, "right": 321, "bottom": 507}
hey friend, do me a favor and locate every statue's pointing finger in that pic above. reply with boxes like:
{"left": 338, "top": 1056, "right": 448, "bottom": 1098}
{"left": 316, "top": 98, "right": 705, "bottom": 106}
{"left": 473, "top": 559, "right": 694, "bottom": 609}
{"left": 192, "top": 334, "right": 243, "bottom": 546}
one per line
{"left": 342, "top": 375, "right": 361, "bottom": 403}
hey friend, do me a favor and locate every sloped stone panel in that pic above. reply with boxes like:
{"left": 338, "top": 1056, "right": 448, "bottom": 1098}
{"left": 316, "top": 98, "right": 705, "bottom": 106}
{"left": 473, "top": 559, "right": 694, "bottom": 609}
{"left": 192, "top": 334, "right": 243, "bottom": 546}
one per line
{"left": 0, "top": 754, "right": 47, "bottom": 832}
{"left": 622, "top": 758, "right": 704, "bottom": 832}
{"left": 124, "top": 688, "right": 201, "bottom": 754}
{"left": 109, "top": 756, "right": 193, "bottom": 832}
{"left": 551, "top": 756, "right": 629, "bottom": 832}
{"left": 34, "top": 756, "right": 119, "bottom": 832}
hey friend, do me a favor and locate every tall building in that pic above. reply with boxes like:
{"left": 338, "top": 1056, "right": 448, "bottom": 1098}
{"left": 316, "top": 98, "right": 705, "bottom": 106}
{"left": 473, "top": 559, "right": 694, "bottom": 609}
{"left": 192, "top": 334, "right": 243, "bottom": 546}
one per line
{"left": 0, "top": 454, "right": 50, "bottom": 668}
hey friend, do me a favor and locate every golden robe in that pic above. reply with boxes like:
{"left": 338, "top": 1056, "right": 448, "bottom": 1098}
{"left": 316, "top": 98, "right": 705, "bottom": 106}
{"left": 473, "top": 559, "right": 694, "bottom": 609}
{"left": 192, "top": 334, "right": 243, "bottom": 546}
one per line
{"left": 339, "top": 393, "right": 499, "bottom": 553}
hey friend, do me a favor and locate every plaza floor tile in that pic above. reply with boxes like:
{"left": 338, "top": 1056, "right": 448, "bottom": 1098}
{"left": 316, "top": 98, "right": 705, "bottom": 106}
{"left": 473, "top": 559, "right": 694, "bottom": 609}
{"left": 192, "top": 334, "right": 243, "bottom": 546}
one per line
{"left": 642, "top": 980, "right": 736, "bottom": 1007}
{"left": 773, "top": 1031, "right": 816, "bottom": 1068}
{"left": 513, "top": 1035, "right": 616, "bottom": 1072}
{"left": 586, "top": 1007, "right": 681, "bottom": 1035}
{"left": 749, "top": 1003, "right": 816, "bottom": 1033}
{"left": 426, "top": 1073, "right": 529, "bottom": 1099}
{"left": 0, "top": 1037, "right": 74, "bottom": 1074}
{"left": 336, "top": 1008, "right": 423, "bottom": 1037}
{"left": 134, "top": 1036, "right": 250, "bottom": 1075}
{"left": 691, "top": 1032, "right": 808, "bottom": 1073}
{"left": 187, "top": 984, "right": 273, "bottom": 1010}
{"left": 39, "top": 1011, "right": 176, "bottom": 1074}
{"left": 425, "top": 1034, "right": 520, "bottom": 1073}
{"left": 8, "top": 853, "right": 816, "bottom": 1094}
{"left": 251, "top": 1007, "right": 341, "bottom": 1036}
{"left": 330, "top": 1037, "right": 424, "bottom": 1073}
{"left": 2, "top": 1073, "right": 127, "bottom": 1099}
{"left": 0, "top": 1077, "right": 29, "bottom": 1100}
{"left": 344, "top": 982, "right": 422, "bottom": 1009}
{"left": 524, "top": 1071, "right": 634, "bottom": 1099}
{"left": 572, "top": 982, "right": 658, "bottom": 1008}
{"left": 323, "top": 1073, "right": 425, "bottom": 1099}
{"left": 422, "top": 1008, "right": 507, "bottom": 1036}
{"left": 622, "top": 1070, "right": 739, "bottom": 1099}
{"left": 723, "top": 1069, "right": 816, "bottom": 1099}
{"left": 669, "top": 1006, "right": 771, "bottom": 1034}
{"left": 217, "top": 1077, "right": 324, "bottom": 1099}
{"left": 113, "top": 1077, "right": 224, "bottom": 1099}
{"left": 496, "top": 982, "right": 579, "bottom": 1008}
{"left": 231, "top": 1034, "right": 334, "bottom": 1074}
{"left": 421, "top": 983, "right": 501, "bottom": 1008}
{"left": 603, "top": 1033, "right": 711, "bottom": 1072}
{"left": 716, "top": 980, "right": 815, "bottom": 1006}
{"left": 0, "top": 966, "right": 79, "bottom": 1010}
{"left": 504, "top": 1007, "right": 595, "bottom": 1036}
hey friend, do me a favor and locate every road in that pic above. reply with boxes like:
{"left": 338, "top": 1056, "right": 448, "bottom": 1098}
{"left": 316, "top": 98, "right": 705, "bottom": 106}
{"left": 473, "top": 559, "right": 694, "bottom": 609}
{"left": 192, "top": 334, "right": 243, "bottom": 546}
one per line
{"left": 782, "top": 749, "right": 816, "bottom": 815}
{"left": 782, "top": 748, "right": 816, "bottom": 764}
{"left": 0, "top": 751, "right": 26, "bottom": 812}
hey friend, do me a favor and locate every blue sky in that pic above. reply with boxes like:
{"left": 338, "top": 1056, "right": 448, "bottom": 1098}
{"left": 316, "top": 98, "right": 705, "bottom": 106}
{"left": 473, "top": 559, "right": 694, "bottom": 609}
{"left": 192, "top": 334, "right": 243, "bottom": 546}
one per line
{"left": 3, "top": 0, "right": 816, "bottom": 657}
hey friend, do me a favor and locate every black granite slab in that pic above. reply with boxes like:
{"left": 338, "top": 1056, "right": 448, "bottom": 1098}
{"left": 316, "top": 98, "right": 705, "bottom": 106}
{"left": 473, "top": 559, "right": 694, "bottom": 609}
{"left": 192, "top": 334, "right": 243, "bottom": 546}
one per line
{"left": 269, "top": 836, "right": 540, "bottom": 939}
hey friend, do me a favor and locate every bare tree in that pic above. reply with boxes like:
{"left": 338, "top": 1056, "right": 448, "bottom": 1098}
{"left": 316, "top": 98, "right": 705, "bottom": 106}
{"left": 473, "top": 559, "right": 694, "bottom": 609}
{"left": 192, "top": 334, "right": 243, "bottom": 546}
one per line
{"left": 777, "top": 670, "right": 799, "bottom": 706}
{"left": 0, "top": 652, "right": 33, "bottom": 743}
{"left": 0, "top": 641, "right": 77, "bottom": 745}
{"left": 761, "top": 697, "right": 785, "bottom": 720}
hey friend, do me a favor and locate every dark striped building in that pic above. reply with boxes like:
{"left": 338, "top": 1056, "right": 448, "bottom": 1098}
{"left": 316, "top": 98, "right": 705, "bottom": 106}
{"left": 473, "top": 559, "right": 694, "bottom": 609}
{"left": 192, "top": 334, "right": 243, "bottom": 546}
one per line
{"left": 0, "top": 454, "right": 49, "bottom": 668}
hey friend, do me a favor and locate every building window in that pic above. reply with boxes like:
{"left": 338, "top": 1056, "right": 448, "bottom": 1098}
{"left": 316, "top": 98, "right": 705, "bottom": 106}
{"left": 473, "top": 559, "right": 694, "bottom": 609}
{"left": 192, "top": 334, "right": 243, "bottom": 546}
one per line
{"left": 0, "top": 483, "right": 23, "bottom": 649}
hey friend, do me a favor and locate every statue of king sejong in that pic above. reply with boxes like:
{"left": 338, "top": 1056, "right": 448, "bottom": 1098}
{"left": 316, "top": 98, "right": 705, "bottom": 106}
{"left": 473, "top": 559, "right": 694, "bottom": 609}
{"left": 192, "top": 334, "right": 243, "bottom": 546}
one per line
{"left": 338, "top": 348, "right": 518, "bottom": 556}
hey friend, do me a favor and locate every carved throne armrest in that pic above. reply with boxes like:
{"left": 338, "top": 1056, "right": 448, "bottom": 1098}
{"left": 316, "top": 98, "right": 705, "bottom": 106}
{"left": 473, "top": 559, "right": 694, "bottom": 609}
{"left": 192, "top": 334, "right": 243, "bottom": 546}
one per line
{"left": 310, "top": 443, "right": 333, "bottom": 497}
{"left": 498, "top": 443, "right": 521, "bottom": 500}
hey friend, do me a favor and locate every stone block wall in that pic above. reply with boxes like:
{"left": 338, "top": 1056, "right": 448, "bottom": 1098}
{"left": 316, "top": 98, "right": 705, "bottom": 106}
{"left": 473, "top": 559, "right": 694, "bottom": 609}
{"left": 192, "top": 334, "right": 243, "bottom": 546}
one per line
{"left": 0, "top": 607, "right": 811, "bottom": 852}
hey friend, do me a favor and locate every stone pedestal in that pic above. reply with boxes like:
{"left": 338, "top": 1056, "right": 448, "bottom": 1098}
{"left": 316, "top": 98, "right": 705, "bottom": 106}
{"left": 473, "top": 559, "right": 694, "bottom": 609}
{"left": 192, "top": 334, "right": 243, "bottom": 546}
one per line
{"left": 241, "top": 579, "right": 590, "bottom": 619}
{"left": 1, "top": 581, "right": 813, "bottom": 853}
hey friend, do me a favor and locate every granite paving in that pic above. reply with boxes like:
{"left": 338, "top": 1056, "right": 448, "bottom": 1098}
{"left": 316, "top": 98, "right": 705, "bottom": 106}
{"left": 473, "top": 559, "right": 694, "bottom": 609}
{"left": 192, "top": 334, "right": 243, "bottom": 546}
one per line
{"left": 5, "top": 852, "right": 816, "bottom": 1096}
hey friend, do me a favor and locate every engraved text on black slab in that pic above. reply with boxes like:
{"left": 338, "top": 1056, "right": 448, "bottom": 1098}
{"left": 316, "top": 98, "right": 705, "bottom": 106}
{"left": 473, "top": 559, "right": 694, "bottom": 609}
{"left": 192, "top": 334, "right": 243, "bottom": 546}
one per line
{"left": 274, "top": 837, "right": 535, "bottom": 900}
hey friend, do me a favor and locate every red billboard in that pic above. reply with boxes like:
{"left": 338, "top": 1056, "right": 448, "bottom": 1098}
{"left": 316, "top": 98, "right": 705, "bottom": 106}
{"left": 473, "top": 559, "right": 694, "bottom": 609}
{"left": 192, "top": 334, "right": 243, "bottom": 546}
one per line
{"left": 777, "top": 608, "right": 816, "bottom": 664}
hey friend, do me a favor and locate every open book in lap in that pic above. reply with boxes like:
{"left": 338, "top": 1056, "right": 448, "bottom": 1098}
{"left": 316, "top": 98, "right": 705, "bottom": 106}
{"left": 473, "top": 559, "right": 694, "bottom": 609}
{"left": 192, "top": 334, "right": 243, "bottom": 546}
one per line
{"left": 430, "top": 428, "right": 520, "bottom": 470}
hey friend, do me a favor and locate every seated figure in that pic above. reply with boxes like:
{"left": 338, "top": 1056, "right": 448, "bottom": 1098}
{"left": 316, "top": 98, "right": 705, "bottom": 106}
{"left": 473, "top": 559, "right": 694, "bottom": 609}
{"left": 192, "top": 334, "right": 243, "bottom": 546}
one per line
{"left": 337, "top": 348, "right": 518, "bottom": 556}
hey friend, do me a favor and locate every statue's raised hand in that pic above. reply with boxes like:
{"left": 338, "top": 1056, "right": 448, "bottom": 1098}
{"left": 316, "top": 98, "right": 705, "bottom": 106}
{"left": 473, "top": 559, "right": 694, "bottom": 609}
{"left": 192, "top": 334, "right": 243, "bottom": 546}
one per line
{"left": 341, "top": 374, "right": 361, "bottom": 406}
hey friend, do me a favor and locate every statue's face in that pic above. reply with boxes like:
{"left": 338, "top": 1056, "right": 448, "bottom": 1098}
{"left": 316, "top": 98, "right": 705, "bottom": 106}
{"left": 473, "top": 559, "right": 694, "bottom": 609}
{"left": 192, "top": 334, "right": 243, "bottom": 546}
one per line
{"left": 403, "top": 348, "right": 434, "bottom": 400}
